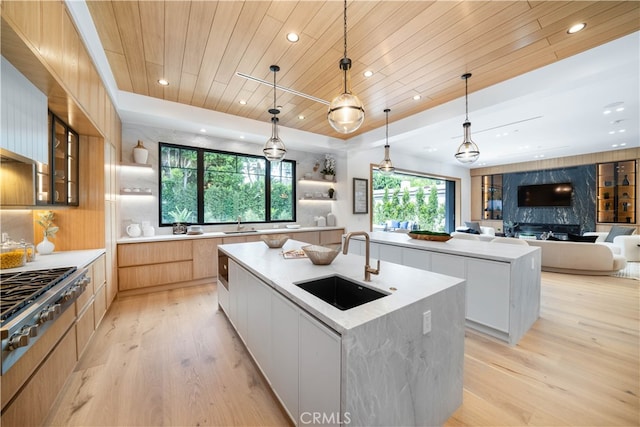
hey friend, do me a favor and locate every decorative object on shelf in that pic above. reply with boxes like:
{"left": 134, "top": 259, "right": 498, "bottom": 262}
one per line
{"left": 126, "top": 223, "right": 142, "bottom": 237}
{"left": 604, "top": 192, "right": 610, "bottom": 199}
{"left": 313, "top": 161, "right": 320, "bottom": 172}
{"left": 327, "top": 212, "right": 336, "bottom": 226}
{"left": 142, "top": 221, "right": 155, "bottom": 237}
{"left": 35, "top": 210, "right": 58, "bottom": 255}
{"left": 327, "top": 0, "right": 364, "bottom": 134}
{"left": 408, "top": 231, "right": 452, "bottom": 242}
{"left": 622, "top": 174, "right": 630, "bottom": 185}
{"left": 133, "top": 140, "right": 149, "bottom": 164}
{"left": 321, "top": 154, "right": 336, "bottom": 180}
{"left": 455, "top": 73, "right": 480, "bottom": 164}
{"left": 328, "top": 187, "right": 335, "bottom": 199}
{"left": 353, "top": 177, "right": 368, "bottom": 214}
{"left": 378, "top": 108, "right": 395, "bottom": 174}
{"left": 263, "top": 65, "right": 286, "bottom": 162}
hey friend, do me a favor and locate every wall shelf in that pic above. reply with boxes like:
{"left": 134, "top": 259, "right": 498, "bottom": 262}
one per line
{"left": 120, "top": 162, "right": 152, "bottom": 169}
{"left": 299, "top": 197, "right": 336, "bottom": 201}
{"left": 120, "top": 188, "right": 152, "bottom": 195}
{"left": 298, "top": 178, "right": 335, "bottom": 184}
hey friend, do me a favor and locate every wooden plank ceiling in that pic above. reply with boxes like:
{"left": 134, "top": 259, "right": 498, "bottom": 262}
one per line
{"left": 86, "top": 1, "right": 640, "bottom": 139}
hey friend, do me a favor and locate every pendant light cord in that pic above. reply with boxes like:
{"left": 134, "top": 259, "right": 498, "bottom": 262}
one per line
{"left": 273, "top": 68, "right": 277, "bottom": 115}
{"left": 465, "top": 76, "right": 469, "bottom": 122}
{"left": 343, "top": 0, "right": 348, "bottom": 59}
{"left": 385, "top": 108, "right": 389, "bottom": 145}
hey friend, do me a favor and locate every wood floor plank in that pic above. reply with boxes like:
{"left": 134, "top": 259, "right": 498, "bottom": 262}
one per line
{"left": 46, "top": 269, "right": 639, "bottom": 426}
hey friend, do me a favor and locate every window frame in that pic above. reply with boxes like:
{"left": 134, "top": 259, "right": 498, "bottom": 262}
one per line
{"left": 159, "top": 142, "right": 296, "bottom": 226}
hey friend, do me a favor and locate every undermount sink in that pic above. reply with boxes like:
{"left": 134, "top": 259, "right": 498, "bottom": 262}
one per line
{"left": 223, "top": 230, "right": 258, "bottom": 234}
{"left": 295, "top": 275, "right": 388, "bottom": 311}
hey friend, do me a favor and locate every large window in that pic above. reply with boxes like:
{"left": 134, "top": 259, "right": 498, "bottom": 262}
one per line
{"left": 372, "top": 168, "right": 455, "bottom": 233}
{"left": 160, "top": 143, "right": 295, "bottom": 226}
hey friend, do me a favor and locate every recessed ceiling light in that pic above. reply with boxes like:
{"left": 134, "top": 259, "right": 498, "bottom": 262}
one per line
{"left": 567, "top": 23, "right": 586, "bottom": 34}
{"left": 363, "top": 70, "right": 373, "bottom": 78}
{"left": 286, "top": 32, "right": 299, "bottom": 43}
{"left": 298, "top": 115, "right": 305, "bottom": 120}
{"left": 413, "top": 94, "right": 421, "bottom": 101}
{"left": 618, "top": 129, "right": 626, "bottom": 133}
{"left": 157, "top": 79, "right": 169, "bottom": 86}
{"left": 603, "top": 110, "right": 612, "bottom": 115}
{"left": 612, "top": 144, "right": 619, "bottom": 147}
{"left": 239, "top": 135, "right": 245, "bottom": 139}
{"left": 423, "top": 147, "right": 438, "bottom": 152}
{"left": 200, "top": 128, "right": 206, "bottom": 133}
{"left": 609, "top": 131, "right": 616, "bottom": 135}
{"left": 616, "top": 107, "right": 625, "bottom": 112}
{"left": 239, "top": 99, "right": 247, "bottom": 105}
{"left": 621, "top": 143, "right": 627, "bottom": 146}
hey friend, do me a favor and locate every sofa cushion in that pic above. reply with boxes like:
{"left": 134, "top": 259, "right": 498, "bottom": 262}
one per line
{"left": 465, "top": 221, "right": 482, "bottom": 234}
{"left": 605, "top": 226, "right": 635, "bottom": 242}
{"left": 568, "top": 233, "right": 598, "bottom": 243}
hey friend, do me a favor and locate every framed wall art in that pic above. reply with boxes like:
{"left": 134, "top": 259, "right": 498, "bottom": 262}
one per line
{"left": 353, "top": 178, "right": 368, "bottom": 214}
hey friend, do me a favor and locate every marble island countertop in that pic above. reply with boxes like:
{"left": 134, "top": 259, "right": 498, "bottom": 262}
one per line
{"left": 360, "top": 231, "right": 539, "bottom": 262}
{"left": 0, "top": 249, "right": 106, "bottom": 273}
{"left": 219, "top": 239, "right": 465, "bottom": 334}
{"left": 117, "top": 225, "right": 344, "bottom": 244}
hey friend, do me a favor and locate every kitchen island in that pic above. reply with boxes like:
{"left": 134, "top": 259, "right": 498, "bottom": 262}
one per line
{"left": 346, "top": 232, "right": 542, "bottom": 345}
{"left": 218, "top": 239, "right": 466, "bottom": 427}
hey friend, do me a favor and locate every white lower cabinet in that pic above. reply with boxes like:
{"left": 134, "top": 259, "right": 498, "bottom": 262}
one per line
{"left": 218, "top": 281, "right": 229, "bottom": 313}
{"left": 378, "top": 243, "right": 402, "bottom": 264}
{"left": 431, "top": 253, "right": 465, "bottom": 279}
{"left": 226, "top": 260, "right": 342, "bottom": 426}
{"left": 270, "top": 291, "right": 299, "bottom": 421}
{"left": 402, "top": 247, "right": 431, "bottom": 270}
{"left": 246, "top": 272, "right": 272, "bottom": 377}
{"left": 466, "top": 259, "right": 510, "bottom": 332}
{"left": 299, "top": 312, "right": 342, "bottom": 427}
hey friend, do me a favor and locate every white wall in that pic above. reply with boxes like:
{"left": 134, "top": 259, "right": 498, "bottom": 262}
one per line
{"left": 341, "top": 146, "right": 471, "bottom": 233}
{"left": 120, "top": 124, "right": 346, "bottom": 237}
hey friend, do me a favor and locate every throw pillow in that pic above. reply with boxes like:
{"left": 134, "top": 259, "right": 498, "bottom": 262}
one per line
{"left": 465, "top": 221, "right": 482, "bottom": 234}
{"left": 605, "top": 226, "right": 635, "bottom": 243}
{"left": 568, "top": 233, "right": 598, "bottom": 243}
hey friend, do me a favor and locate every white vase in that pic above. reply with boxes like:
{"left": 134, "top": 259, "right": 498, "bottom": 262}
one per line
{"left": 324, "top": 174, "right": 334, "bottom": 181}
{"left": 36, "top": 235, "right": 55, "bottom": 255}
{"left": 133, "top": 140, "right": 149, "bottom": 164}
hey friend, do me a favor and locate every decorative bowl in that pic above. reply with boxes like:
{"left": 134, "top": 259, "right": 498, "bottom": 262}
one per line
{"left": 301, "top": 244, "right": 341, "bottom": 265}
{"left": 261, "top": 234, "right": 289, "bottom": 248}
{"left": 408, "top": 231, "right": 452, "bottom": 242}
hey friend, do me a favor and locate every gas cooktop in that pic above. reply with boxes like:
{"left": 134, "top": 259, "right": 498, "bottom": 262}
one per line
{"left": 0, "top": 267, "right": 77, "bottom": 324}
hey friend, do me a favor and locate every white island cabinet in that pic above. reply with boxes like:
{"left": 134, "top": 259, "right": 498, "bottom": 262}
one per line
{"left": 347, "top": 232, "right": 542, "bottom": 345}
{"left": 219, "top": 240, "right": 466, "bottom": 426}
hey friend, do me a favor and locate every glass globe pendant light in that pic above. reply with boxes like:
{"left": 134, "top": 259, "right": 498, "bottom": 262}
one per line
{"left": 263, "top": 65, "right": 286, "bottom": 162}
{"left": 378, "top": 108, "right": 395, "bottom": 174}
{"left": 327, "top": 0, "right": 365, "bottom": 134}
{"left": 455, "top": 73, "right": 480, "bottom": 164}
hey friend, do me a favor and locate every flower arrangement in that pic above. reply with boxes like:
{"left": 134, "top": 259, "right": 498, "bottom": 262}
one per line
{"left": 36, "top": 210, "right": 59, "bottom": 238}
{"left": 320, "top": 154, "right": 336, "bottom": 176}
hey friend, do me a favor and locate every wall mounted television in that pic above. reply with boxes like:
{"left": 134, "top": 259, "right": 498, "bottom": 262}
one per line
{"left": 517, "top": 183, "right": 573, "bottom": 207}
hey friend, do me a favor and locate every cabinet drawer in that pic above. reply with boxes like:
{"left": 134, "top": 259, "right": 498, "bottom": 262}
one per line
{"left": 91, "top": 254, "right": 106, "bottom": 293}
{"left": 118, "top": 261, "right": 193, "bottom": 291}
{"left": 117, "top": 241, "right": 193, "bottom": 267}
{"left": 76, "top": 302, "right": 95, "bottom": 359}
{"left": 93, "top": 284, "right": 107, "bottom": 328}
{"left": 293, "top": 231, "right": 320, "bottom": 245}
{"left": 319, "top": 229, "right": 344, "bottom": 245}
{"left": 75, "top": 282, "right": 92, "bottom": 314}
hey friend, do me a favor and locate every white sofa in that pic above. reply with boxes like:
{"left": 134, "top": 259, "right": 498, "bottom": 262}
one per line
{"left": 584, "top": 232, "right": 640, "bottom": 262}
{"left": 526, "top": 239, "right": 627, "bottom": 275}
{"left": 451, "top": 226, "right": 496, "bottom": 242}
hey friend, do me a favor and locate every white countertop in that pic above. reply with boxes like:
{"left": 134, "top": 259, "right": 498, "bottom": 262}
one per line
{"left": 117, "top": 226, "right": 344, "bottom": 244}
{"left": 0, "top": 249, "right": 105, "bottom": 273}
{"left": 219, "top": 239, "right": 464, "bottom": 334}
{"left": 360, "top": 231, "right": 539, "bottom": 262}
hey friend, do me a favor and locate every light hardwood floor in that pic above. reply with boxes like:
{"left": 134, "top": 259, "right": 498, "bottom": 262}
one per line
{"left": 46, "top": 271, "right": 639, "bottom": 426}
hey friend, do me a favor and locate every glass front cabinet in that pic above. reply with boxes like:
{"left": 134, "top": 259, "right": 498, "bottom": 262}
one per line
{"left": 482, "top": 174, "right": 503, "bottom": 220}
{"left": 597, "top": 160, "right": 636, "bottom": 224}
{"left": 37, "top": 111, "right": 79, "bottom": 206}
